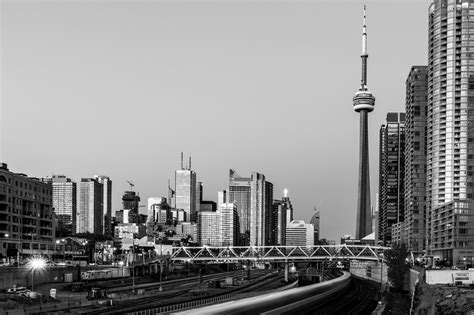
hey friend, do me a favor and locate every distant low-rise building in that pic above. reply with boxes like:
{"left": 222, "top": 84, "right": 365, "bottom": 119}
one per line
{"left": 0, "top": 163, "right": 56, "bottom": 260}
{"left": 286, "top": 220, "right": 314, "bottom": 247}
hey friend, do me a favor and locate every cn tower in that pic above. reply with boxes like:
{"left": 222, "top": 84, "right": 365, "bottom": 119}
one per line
{"left": 353, "top": 6, "right": 375, "bottom": 240}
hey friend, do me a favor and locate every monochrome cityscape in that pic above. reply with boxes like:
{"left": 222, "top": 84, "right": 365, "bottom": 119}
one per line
{"left": 1, "top": 0, "right": 474, "bottom": 314}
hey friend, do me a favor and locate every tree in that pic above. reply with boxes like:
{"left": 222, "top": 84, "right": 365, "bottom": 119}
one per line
{"left": 385, "top": 242, "right": 410, "bottom": 292}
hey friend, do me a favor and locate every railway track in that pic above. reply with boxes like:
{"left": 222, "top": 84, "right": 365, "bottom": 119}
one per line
{"left": 43, "top": 269, "right": 272, "bottom": 314}
{"left": 299, "top": 277, "right": 378, "bottom": 315}
{"left": 114, "top": 270, "right": 279, "bottom": 314}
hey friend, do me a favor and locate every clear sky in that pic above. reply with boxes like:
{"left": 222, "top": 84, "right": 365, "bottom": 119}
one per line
{"left": 1, "top": 0, "right": 429, "bottom": 242}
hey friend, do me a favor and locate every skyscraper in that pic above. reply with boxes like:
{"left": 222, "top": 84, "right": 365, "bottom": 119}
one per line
{"left": 228, "top": 169, "right": 252, "bottom": 244}
{"left": 197, "top": 211, "right": 220, "bottom": 246}
{"left": 263, "top": 181, "right": 274, "bottom": 246}
{"left": 228, "top": 169, "right": 273, "bottom": 246}
{"left": 122, "top": 191, "right": 140, "bottom": 213}
{"left": 353, "top": 6, "right": 376, "bottom": 240}
{"left": 378, "top": 113, "right": 406, "bottom": 245}
{"left": 250, "top": 172, "right": 266, "bottom": 247}
{"left": 309, "top": 207, "right": 320, "bottom": 244}
{"left": 77, "top": 178, "right": 103, "bottom": 234}
{"left": 196, "top": 181, "right": 203, "bottom": 215}
{"left": 45, "top": 175, "right": 77, "bottom": 235}
{"left": 404, "top": 66, "right": 428, "bottom": 255}
{"left": 272, "top": 200, "right": 287, "bottom": 245}
{"left": 94, "top": 175, "right": 112, "bottom": 236}
{"left": 175, "top": 153, "right": 197, "bottom": 222}
{"left": 220, "top": 203, "right": 240, "bottom": 246}
{"left": 426, "top": 0, "right": 474, "bottom": 265}
{"left": 283, "top": 190, "right": 294, "bottom": 226}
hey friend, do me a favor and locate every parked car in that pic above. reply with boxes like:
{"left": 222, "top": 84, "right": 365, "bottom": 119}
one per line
{"left": 18, "top": 291, "right": 42, "bottom": 299}
{"left": 6, "top": 287, "right": 29, "bottom": 294}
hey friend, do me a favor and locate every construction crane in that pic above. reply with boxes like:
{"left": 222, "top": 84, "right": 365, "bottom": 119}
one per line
{"left": 127, "top": 180, "right": 134, "bottom": 191}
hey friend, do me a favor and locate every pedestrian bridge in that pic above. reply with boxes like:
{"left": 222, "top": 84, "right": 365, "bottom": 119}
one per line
{"left": 170, "top": 245, "right": 390, "bottom": 262}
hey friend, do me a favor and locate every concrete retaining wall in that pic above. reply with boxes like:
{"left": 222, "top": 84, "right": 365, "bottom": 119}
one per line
{"left": 350, "top": 261, "right": 388, "bottom": 289}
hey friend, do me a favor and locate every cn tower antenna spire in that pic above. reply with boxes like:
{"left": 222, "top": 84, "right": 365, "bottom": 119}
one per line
{"left": 361, "top": 5, "right": 368, "bottom": 89}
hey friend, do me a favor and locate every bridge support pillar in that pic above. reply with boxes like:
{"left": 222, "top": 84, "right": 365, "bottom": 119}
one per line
{"left": 284, "top": 260, "right": 289, "bottom": 282}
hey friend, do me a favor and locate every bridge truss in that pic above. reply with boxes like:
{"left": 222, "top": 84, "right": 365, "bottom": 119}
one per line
{"left": 170, "top": 245, "right": 390, "bottom": 262}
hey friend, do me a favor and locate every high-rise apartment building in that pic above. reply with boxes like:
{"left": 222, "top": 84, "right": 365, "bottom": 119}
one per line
{"left": 175, "top": 154, "right": 197, "bottom": 222}
{"left": 425, "top": 0, "right": 474, "bottom": 265}
{"left": 77, "top": 178, "right": 103, "bottom": 234}
{"left": 94, "top": 175, "right": 112, "bottom": 236}
{"left": 353, "top": 6, "right": 376, "bottom": 240}
{"left": 249, "top": 173, "right": 266, "bottom": 247}
{"left": 44, "top": 175, "right": 77, "bottom": 236}
{"left": 197, "top": 211, "right": 220, "bottom": 246}
{"left": 378, "top": 112, "right": 406, "bottom": 245}
{"left": 404, "top": 66, "right": 428, "bottom": 254}
{"left": 286, "top": 220, "right": 314, "bottom": 248}
{"left": 0, "top": 163, "right": 56, "bottom": 259}
{"left": 220, "top": 203, "right": 240, "bottom": 246}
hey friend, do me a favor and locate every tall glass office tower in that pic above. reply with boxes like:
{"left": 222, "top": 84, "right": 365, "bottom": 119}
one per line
{"left": 378, "top": 113, "right": 405, "bottom": 246}
{"left": 175, "top": 154, "right": 196, "bottom": 222}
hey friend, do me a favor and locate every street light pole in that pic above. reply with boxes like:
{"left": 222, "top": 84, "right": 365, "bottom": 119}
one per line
{"left": 132, "top": 237, "right": 135, "bottom": 293}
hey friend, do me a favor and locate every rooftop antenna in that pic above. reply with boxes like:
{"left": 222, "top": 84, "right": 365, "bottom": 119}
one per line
{"left": 127, "top": 180, "right": 134, "bottom": 191}
{"left": 189, "top": 155, "right": 192, "bottom": 170}
{"left": 181, "top": 152, "right": 184, "bottom": 170}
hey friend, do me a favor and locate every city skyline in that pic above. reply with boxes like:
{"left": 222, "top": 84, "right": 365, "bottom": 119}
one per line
{"left": 1, "top": 1, "right": 428, "bottom": 241}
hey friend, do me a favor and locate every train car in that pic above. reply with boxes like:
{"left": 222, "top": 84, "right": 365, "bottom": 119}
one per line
{"left": 453, "top": 272, "right": 473, "bottom": 286}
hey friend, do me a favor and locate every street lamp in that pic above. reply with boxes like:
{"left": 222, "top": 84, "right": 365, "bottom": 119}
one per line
{"left": 27, "top": 256, "right": 47, "bottom": 291}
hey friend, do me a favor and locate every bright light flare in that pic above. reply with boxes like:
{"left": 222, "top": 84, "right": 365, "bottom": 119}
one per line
{"left": 27, "top": 256, "right": 47, "bottom": 271}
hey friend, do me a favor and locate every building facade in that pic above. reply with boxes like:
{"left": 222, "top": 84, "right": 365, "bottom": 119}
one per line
{"left": 272, "top": 200, "right": 287, "bottom": 245}
{"left": 77, "top": 178, "right": 103, "bottom": 235}
{"left": 44, "top": 175, "right": 77, "bottom": 236}
{"left": 378, "top": 112, "right": 406, "bottom": 245}
{"left": 0, "top": 163, "right": 56, "bottom": 260}
{"left": 175, "top": 156, "right": 197, "bottom": 222}
{"left": 286, "top": 220, "right": 314, "bottom": 248}
{"left": 197, "top": 211, "right": 220, "bottom": 246}
{"left": 426, "top": 0, "right": 474, "bottom": 265}
{"left": 94, "top": 175, "right": 112, "bottom": 236}
{"left": 147, "top": 197, "right": 171, "bottom": 225}
{"left": 310, "top": 207, "right": 320, "bottom": 244}
{"left": 220, "top": 203, "right": 240, "bottom": 246}
{"left": 404, "top": 66, "right": 429, "bottom": 254}
{"left": 228, "top": 169, "right": 252, "bottom": 244}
